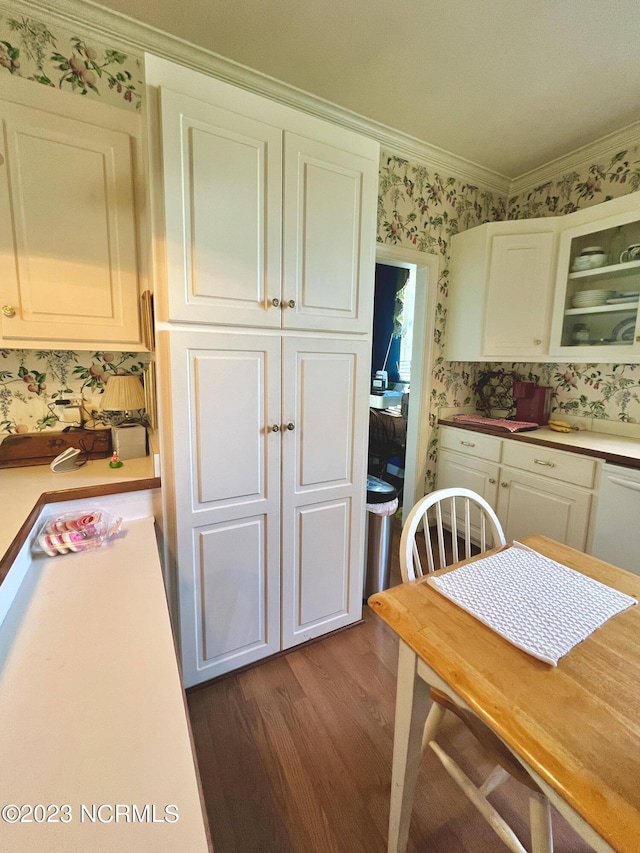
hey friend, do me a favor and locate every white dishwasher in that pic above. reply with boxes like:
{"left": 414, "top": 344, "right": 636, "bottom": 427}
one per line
{"left": 591, "top": 463, "right": 640, "bottom": 576}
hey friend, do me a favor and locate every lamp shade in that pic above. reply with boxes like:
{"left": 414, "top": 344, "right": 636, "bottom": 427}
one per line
{"left": 101, "top": 374, "right": 145, "bottom": 413}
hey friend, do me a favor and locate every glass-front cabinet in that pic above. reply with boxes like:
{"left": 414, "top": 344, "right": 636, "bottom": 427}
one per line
{"left": 550, "top": 207, "right": 640, "bottom": 361}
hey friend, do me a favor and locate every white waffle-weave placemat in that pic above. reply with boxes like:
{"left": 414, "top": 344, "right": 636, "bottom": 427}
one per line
{"left": 428, "top": 542, "right": 637, "bottom": 666}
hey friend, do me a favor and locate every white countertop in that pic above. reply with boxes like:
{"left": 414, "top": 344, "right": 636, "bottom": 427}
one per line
{"left": 439, "top": 412, "right": 640, "bottom": 467}
{"left": 516, "top": 425, "right": 640, "bottom": 463}
{"left": 0, "top": 516, "right": 209, "bottom": 851}
{"left": 0, "top": 455, "right": 157, "bottom": 566}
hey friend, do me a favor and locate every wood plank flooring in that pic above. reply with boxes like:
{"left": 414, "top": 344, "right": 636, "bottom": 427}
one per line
{"left": 187, "top": 522, "right": 593, "bottom": 853}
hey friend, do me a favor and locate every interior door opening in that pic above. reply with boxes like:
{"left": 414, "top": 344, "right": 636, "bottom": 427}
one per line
{"left": 368, "top": 249, "right": 436, "bottom": 514}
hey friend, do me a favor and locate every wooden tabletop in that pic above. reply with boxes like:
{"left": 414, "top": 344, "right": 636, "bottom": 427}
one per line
{"left": 369, "top": 535, "right": 640, "bottom": 852}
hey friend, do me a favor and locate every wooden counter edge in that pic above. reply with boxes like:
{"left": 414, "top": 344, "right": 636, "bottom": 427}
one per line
{"left": 0, "top": 476, "right": 161, "bottom": 585}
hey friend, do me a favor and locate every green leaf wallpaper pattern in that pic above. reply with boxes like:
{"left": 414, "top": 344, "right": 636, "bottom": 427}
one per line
{"left": 0, "top": 9, "right": 143, "bottom": 111}
{"left": 0, "top": 350, "right": 149, "bottom": 435}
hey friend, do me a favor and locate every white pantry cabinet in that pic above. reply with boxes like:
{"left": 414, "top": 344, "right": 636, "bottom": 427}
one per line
{"left": 437, "top": 426, "right": 597, "bottom": 551}
{"left": 0, "top": 77, "right": 145, "bottom": 349}
{"left": 158, "top": 86, "right": 377, "bottom": 333}
{"left": 162, "top": 330, "right": 369, "bottom": 686}
{"left": 446, "top": 220, "right": 557, "bottom": 361}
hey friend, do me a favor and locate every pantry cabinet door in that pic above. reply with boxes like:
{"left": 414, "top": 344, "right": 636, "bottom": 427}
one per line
{"left": 280, "top": 337, "right": 370, "bottom": 648}
{"left": 164, "top": 331, "right": 282, "bottom": 686}
{"left": 160, "top": 89, "right": 282, "bottom": 327}
{"left": 282, "top": 132, "right": 377, "bottom": 333}
{"left": 0, "top": 100, "right": 141, "bottom": 346}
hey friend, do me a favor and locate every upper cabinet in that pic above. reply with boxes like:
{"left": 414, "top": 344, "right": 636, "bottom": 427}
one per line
{"left": 156, "top": 80, "right": 378, "bottom": 333}
{"left": 446, "top": 220, "right": 557, "bottom": 361}
{"left": 549, "top": 197, "right": 640, "bottom": 361}
{"left": 0, "top": 78, "right": 146, "bottom": 350}
{"left": 446, "top": 190, "right": 640, "bottom": 363}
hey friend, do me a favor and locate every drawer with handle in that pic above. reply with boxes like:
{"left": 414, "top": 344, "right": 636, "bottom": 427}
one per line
{"left": 502, "top": 441, "right": 596, "bottom": 488}
{"left": 439, "top": 426, "right": 502, "bottom": 463}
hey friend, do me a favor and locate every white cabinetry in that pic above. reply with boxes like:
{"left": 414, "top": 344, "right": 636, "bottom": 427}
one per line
{"left": 550, "top": 192, "right": 640, "bottom": 362}
{"left": 446, "top": 221, "right": 556, "bottom": 361}
{"left": 0, "top": 77, "right": 144, "bottom": 349}
{"left": 437, "top": 427, "right": 597, "bottom": 551}
{"left": 164, "top": 331, "right": 369, "bottom": 685}
{"left": 148, "top": 57, "right": 379, "bottom": 686}
{"left": 158, "top": 86, "right": 377, "bottom": 333}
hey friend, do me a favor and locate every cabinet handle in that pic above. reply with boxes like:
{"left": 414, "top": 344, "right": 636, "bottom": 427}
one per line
{"left": 271, "top": 298, "right": 280, "bottom": 307}
{"left": 270, "top": 424, "right": 280, "bottom": 432}
{"left": 1, "top": 305, "right": 15, "bottom": 318}
{"left": 283, "top": 299, "right": 296, "bottom": 309}
{"left": 489, "top": 478, "right": 496, "bottom": 484}
{"left": 534, "top": 338, "right": 542, "bottom": 345}
{"left": 636, "top": 336, "right": 640, "bottom": 342}
{"left": 534, "top": 458, "right": 555, "bottom": 468}
{"left": 501, "top": 482, "right": 508, "bottom": 487}
{"left": 285, "top": 422, "right": 295, "bottom": 431}
{"left": 460, "top": 440, "right": 475, "bottom": 447}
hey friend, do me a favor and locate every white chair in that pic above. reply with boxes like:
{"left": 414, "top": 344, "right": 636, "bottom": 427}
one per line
{"left": 399, "top": 487, "right": 553, "bottom": 853}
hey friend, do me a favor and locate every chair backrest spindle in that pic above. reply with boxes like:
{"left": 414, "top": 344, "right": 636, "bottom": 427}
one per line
{"left": 400, "top": 487, "right": 506, "bottom": 582}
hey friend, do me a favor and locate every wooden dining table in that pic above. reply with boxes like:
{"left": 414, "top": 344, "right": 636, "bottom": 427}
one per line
{"left": 369, "top": 534, "right": 640, "bottom": 853}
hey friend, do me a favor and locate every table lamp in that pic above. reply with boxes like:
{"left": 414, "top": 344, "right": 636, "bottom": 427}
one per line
{"left": 100, "top": 374, "right": 146, "bottom": 422}
{"left": 100, "top": 374, "right": 147, "bottom": 460}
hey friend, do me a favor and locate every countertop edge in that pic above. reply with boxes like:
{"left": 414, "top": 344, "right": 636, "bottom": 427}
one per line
{"left": 438, "top": 419, "right": 640, "bottom": 469}
{"left": 0, "top": 476, "right": 161, "bottom": 584}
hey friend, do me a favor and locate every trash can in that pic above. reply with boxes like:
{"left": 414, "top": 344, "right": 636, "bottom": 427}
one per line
{"left": 364, "top": 475, "right": 398, "bottom": 600}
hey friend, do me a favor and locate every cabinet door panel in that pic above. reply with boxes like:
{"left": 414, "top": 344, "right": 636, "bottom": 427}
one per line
{"left": 160, "top": 89, "right": 282, "bottom": 327}
{"left": 436, "top": 450, "right": 500, "bottom": 544}
{"left": 483, "top": 232, "right": 555, "bottom": 357}
{"left": 0, "top": 101, "right": 140, "bottom": 345}
{"left": 497, "top": 471, "right": 591, "bottom": 550}
{"left": 297, "top": 500, "right": 350, "bottom": 626}
{"left": 281, "top": 337, "right": 369, "bottom": 647}
{"left": 164, "top": 331, "right": 281, "bottom": 685}
{"left": 283, "top": 133, "right": 376, "bottom": 332}
{"left": 197, "top": 516, "right": 275, "bottom": 665}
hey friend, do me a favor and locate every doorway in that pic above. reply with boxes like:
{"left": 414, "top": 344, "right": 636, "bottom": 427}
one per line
{"left": 370, "top": 245, "right": 438, "bottom": 513}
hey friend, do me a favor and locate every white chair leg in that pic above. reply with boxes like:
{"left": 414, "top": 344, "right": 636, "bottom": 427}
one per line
{"left": 529, "top": 791, "right": 553, "bottom": 853}
{"left": 421, "top": 701, "right": 446, "bottom": 754}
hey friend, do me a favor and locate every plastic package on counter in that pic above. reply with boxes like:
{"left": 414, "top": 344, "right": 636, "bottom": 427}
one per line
{"left": 31, "top": 509, "right": 123, "bottom": 557}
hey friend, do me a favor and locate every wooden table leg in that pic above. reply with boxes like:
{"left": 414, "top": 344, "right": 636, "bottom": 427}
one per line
{"left": 387, "top": 639, "right": 431, "bottom": 853}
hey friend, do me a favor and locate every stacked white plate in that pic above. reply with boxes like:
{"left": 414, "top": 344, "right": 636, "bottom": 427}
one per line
{"left": 571, "top": 289, "right": 616, "bottom": 308}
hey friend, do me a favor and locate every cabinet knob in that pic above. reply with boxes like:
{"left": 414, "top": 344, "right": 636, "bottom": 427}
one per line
{"left": 489, "top": 478, "right": 496, "bottom": 484}
{"left": 285, "top": 422, "right": 295, "bottom": 431}
{"left": 1, "top": 305, "right": 15, "bottom": 318}
{"left": 636, "top": 336, "right": 640, "bottom": 342}
{"left": 271, "top": 298, "right": 280, "bottom": 307}
{"left": 501, "top": 482, "right": 508, "bottom": 488}
{"left": 270, "top": 424, "right": 280, "bottom": 432}
{"left": 534, "top": 338, "right": 542, "bottom": 345}
{"left": 284, "top": 299, "right": 296, "bottom": 309}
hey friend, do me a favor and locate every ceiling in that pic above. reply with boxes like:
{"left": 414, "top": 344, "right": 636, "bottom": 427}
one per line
{"left": 91, "top": 0, "right": 640, "bottom": 179}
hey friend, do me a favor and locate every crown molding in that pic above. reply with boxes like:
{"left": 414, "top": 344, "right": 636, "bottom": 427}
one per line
{"left": 509, "top": 120, "right": 640, "bottom": 197}
{"left": 8, "top": 0, "right": 511, "bottom": 195}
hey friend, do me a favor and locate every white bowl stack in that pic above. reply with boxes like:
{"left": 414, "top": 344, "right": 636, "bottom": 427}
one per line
{"left": 571, "top": 289, "right": 616, "bottom": 308}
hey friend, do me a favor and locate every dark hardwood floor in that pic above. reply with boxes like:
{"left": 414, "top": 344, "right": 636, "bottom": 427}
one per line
{"left": 187, "top": 521, "right": 593, "bottom": 853}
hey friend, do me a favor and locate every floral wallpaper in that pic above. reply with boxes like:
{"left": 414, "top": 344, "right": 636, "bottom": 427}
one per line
{"left": 377, "top": 146, "right": 640, "bottom": 491}
{"left": 0, "top": 350, "right": 149, "bottom": 436}
{"left": 0, "top": 8, "right": 143, "bottom": 111}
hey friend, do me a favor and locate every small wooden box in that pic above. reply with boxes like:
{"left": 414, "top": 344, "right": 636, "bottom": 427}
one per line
{"left": 0, "top": 429, "right": 111, "bottom": 469}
